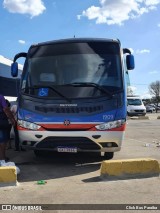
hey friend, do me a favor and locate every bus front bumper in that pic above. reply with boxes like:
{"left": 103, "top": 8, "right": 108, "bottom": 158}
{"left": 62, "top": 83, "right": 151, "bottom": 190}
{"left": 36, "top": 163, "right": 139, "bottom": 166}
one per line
{"left": 18, "top": 130, "right": 124, "bottom": 153}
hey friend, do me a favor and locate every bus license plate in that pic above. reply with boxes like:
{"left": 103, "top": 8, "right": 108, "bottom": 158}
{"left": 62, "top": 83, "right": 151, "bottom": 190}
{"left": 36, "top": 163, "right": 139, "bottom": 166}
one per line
{"left": 57, "top": 147, "right": 77, "bottom": 153}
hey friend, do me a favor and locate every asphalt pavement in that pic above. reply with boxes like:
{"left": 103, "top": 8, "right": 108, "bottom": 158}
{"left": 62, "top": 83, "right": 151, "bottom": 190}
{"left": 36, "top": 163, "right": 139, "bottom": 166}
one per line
{"left": 0, "top": 112, "right": 160, "bottom": 213}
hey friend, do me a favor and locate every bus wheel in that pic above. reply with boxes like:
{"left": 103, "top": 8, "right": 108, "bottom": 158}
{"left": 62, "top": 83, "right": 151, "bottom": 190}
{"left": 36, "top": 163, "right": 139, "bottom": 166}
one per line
{"left": 104, "top": 152, "right": 114, "bottom": 160}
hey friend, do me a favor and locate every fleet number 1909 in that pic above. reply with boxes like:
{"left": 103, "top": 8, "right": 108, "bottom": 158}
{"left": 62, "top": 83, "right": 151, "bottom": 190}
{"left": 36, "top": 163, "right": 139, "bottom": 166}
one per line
{"left": 103, "top": 114, "right": 114, "bottom": 120}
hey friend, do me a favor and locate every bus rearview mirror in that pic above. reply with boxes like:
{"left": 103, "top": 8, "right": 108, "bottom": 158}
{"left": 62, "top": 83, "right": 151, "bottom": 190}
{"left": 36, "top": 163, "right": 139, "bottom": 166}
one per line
{"left": 11, "top": 62, "right": 18, "bottom": 77}
{"left": 126, "top": 55, "right": 135, "bottom": 70}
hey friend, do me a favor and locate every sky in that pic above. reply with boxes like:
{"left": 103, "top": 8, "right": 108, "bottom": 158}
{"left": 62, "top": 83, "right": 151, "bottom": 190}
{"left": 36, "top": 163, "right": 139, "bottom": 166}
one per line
{"left": 0, "top": 0, "right": 160, "bottom": 99}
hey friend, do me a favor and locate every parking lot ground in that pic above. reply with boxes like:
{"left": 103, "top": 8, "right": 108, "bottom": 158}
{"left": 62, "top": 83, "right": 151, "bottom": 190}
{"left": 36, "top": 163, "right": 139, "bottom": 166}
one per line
{"left": 0, "top": 113, "right": 160, "bottom": 212}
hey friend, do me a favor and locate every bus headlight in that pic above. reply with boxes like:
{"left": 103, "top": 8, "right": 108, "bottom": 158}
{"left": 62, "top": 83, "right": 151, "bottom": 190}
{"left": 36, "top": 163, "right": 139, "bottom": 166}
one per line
{"left": 18, "top": 120, "right": 41, "bottom": 130}
{"left": 95, "top": 119, "right": 125, "bottom": 130}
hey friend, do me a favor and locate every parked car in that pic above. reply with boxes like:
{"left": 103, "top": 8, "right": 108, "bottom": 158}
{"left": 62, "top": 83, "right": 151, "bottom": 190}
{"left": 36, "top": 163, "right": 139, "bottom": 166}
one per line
{"left": 146, "top": 105, "right": 156, "bottom": 113}
{"left": 149, "top": 104, "right": 160, "bottom": 112}
{"left": 127, "top": 96, "right": 146, "bottom": 116}
{"left": 155, "top": 106, "right": 160, "bottom": 112}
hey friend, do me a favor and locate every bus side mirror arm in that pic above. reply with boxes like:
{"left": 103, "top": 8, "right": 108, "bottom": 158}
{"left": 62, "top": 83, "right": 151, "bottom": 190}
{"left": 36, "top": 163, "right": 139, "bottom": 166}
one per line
{"left": 13, "top": 52, "right": 27, "bottom": 62}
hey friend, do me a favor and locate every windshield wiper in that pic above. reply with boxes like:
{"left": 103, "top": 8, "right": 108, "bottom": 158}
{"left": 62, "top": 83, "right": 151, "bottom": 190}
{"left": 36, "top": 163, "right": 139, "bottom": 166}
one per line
{"left": 22, "top": 85, "right": 71, "bottom": 102}
{"left": 65, "top": 82, "right": 113, "bottom": 98}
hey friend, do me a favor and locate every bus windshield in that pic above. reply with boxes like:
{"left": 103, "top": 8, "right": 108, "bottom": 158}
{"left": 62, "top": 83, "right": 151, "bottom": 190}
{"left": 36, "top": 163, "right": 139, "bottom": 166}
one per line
{"left": 22, "top": 41, "right": 123, "bottom": 99}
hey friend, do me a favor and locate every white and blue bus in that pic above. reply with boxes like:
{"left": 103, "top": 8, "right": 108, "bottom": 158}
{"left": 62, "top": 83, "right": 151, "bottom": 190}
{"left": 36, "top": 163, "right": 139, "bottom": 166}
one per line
{"left": 11, "top": 38, "right": 134, "bottom": 159}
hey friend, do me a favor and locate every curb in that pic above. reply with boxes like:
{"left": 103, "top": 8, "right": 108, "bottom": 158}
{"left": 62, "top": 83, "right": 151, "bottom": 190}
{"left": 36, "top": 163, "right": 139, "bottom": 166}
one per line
{"left": 100, "top": 158, "right": 160, "bottom": 179}
{"left": 129, "top": 116, "right": 149, "bottom": 120}
{"left": 0, "top": 166, "right": 17, "bottom": 186}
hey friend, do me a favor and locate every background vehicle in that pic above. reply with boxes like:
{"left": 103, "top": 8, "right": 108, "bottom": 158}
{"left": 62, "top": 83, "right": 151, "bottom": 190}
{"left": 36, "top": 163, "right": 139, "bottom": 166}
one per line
{"left": 156, "top": 106, "right": 160, "bottom": 111}
{"left": 11, "top": 38, "right": 134, "bottom": 159}
{"left": 146, "top": 105, "right": 156, "bottom": 113}
{"left": 146, "top": 103, "right": 160, "bottom": 112}
{"left": 127, "top": 96, "right": 146, "bottom": 116}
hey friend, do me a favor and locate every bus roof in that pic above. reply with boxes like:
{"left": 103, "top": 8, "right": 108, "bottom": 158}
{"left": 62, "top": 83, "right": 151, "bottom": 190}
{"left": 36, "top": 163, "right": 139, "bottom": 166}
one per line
{"left": 31, "top": 38, "right": 120, "bottom": 48}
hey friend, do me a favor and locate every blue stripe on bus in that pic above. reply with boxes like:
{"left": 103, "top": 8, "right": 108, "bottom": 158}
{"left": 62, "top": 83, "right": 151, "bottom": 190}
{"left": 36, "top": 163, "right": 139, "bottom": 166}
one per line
{"left": 18, "top": 108, "right": 126, "bottom": 123}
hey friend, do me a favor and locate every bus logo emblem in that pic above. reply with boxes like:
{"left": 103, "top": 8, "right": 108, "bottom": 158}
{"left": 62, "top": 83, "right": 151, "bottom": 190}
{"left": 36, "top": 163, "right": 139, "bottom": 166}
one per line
{"left": 64, "top": 120, "right": 70, "bottom": 126}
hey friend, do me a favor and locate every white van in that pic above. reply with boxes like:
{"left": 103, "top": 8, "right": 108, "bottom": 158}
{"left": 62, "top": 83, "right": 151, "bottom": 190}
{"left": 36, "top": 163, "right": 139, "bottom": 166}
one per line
{"left": 127, "top": 96, "right": 146, "bottom": 116}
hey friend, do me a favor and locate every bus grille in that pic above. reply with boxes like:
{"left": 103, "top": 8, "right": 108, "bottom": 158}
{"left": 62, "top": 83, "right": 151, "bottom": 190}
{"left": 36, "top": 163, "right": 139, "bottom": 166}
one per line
{"left": 35, "top": 105, "right": 103, "bottom": 113}
{"left": 36, "top": 137, "right": 101, "bottom": 150}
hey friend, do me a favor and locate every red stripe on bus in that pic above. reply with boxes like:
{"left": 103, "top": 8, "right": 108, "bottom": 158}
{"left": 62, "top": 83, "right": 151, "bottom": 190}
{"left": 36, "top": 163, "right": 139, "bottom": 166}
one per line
{"left": 40, "top": 123, "right": 96, "bottom": 129}
{"left": 17, "top": 123, "right": 126, "bottom": 131}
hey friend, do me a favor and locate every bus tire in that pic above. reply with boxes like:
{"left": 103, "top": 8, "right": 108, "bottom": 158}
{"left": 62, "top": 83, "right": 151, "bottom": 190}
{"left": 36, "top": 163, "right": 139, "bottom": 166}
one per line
{"left": 104, "top": 152, "right": 114, "bottom": 160}
{"left": 34, "top": 150, "right": 44, "bottom": 157}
